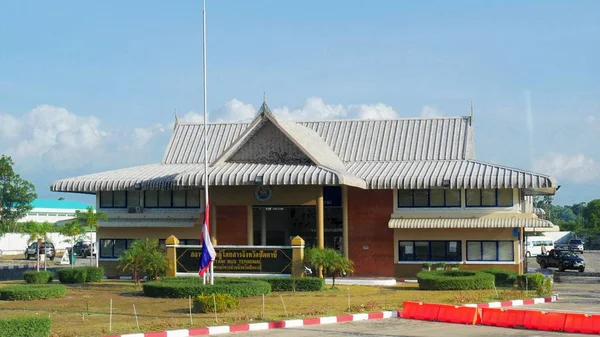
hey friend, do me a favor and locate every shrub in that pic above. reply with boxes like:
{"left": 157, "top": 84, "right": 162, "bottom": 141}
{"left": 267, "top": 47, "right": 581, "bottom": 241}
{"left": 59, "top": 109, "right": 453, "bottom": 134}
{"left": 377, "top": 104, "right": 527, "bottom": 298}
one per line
{"left": 480, "top": 269, "right": 518, "bottom": 287}
{"left": 516, "top": 273, "right": 552, "bottom": 297}
{"left": 58, "top": 267, "right": 103, "bottom": 283}
{"left": 119, "top": 238, "right": 168, "bottom": 284}
{"left": 417, "top": 270, "right": 495, "bottom": 290}
{"left": 193, "top": 293, "right": 240, "bottom": 313}
{"left": 258, "top": 277, "right": 325, "bottom": 292}
{"left": 0, "top": 316, "right": 51, "bottom": 337}
{"left": 23, "top": 271, "right": 53, "bottom": 284}
{"left": 0, "top": 285, "right": 66, "bottom": 301}
{"left": 143, "top": 277, "right": 271, "bottom": 298}
{"left": 82, "top": 266, "right": 104, "bottom": 282}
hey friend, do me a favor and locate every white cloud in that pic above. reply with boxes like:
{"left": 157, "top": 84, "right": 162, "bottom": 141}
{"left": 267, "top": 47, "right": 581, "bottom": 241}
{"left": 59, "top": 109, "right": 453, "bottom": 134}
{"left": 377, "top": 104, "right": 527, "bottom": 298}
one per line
{"left": 0, "top": 114, "right": 22, "bottom": 139}
{"left": 271, "top": 97, "right": 398, "bottom": 121}
{"left": 534, "top": 153, "right": 600, "bottom": 183}
{"left": 420, "top": 105, "right": 443, "bottom": 118}
{"left": 214, "top": 98, "right": 256, "bottom": 122}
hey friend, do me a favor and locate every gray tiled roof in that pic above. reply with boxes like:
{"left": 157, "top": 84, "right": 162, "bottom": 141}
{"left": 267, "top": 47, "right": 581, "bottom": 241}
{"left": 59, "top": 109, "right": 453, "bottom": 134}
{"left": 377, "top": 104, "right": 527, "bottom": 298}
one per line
{"left": 162, "top": 116, "right": 475, "bottom": 164}
{"left": 346, "top": 160, "right": 556, "bottom": 190}
{"left": 388, "top": 217, "right": 555, "bottom": 229}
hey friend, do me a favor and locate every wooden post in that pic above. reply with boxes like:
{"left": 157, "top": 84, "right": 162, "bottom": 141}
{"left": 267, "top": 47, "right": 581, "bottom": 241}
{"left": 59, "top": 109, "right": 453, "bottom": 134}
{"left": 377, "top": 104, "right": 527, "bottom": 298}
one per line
{"left": 316, "top": 188, "right": 324, "bottom": 278}
{"left": 291, "top": 236, "right": 305, "bottom": 278}
{"left": 247, "top": 205, "right": 254, "bottom": 245}
{"left": 165, "top": 235, "right": 179, "bottom": 277}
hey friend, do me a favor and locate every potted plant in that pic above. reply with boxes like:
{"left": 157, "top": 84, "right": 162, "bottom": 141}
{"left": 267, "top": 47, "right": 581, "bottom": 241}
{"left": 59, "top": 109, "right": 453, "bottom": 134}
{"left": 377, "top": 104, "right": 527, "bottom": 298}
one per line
{"left": 434, "top": 262, "right": 446, "bottom": 271}
{"left": 422, "top": 262, "right": 432, "bottom": 271}
{"left": 450, "top": 263, "right": 460, "bottom": 271}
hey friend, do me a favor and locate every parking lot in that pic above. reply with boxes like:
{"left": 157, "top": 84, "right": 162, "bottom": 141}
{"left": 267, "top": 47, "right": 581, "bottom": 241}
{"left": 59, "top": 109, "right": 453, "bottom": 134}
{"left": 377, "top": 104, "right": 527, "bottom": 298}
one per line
{"left": 526, "top": 250, "right": 599, "bottom": 273}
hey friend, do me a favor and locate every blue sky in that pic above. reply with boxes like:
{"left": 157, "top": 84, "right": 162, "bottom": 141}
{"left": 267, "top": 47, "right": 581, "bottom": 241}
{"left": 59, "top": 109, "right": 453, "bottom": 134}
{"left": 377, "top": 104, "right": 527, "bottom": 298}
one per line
{"left": 0, "top": 0, "right": 598, "bottom": 205}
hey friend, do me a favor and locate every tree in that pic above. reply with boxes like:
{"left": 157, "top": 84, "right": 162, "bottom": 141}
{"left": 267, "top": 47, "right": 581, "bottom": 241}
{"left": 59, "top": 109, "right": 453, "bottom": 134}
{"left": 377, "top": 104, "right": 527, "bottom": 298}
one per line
{"left": 118, "top": 239, "right": 168, "bottom": 285}
{"left": 0, "top": 155, "right": 37, "bottom": 236}
{"left": 583, "top": 199, "right": 600, "bottom": 229}
{"left": 304, "top": 247, "right": 355, "bottom": 288}
{"left": 21, "top": 221, "right": 54, "bottom": 272}
{"left": 75, "top": 206, "right": 107, "bottom": 266}
{"left": 58, "top": 219, "right": 84, "bottom": 268}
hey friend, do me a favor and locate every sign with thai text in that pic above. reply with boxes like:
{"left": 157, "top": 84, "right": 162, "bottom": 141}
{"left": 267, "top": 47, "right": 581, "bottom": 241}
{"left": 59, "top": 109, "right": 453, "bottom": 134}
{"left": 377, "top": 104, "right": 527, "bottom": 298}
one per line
{"left": 176, "top": 247, "right": 292, "bottom": 274}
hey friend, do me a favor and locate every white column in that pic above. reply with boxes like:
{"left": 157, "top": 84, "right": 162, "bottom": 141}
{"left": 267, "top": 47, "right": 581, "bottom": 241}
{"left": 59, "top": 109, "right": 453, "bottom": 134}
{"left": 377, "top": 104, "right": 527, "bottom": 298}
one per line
{"left": 260, "top": 208, "right": 267, "bottom": 246}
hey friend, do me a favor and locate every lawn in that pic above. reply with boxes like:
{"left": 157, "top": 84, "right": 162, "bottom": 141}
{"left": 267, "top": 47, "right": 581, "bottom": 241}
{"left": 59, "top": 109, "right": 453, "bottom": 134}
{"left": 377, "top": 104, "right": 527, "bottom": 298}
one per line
{"left": 0, "top": 280, "right": 529, "bottom": 337}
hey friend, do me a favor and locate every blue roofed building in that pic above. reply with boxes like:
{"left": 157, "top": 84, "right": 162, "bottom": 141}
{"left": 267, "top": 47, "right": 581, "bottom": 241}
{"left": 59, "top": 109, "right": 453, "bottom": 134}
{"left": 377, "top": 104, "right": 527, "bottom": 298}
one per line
{"left": 18, "top": 199, "right": 94, "bottom": 225}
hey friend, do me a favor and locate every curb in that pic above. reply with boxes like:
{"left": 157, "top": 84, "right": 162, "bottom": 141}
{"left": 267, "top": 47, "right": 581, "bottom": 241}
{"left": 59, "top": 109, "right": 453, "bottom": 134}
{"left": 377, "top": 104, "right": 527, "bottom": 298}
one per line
{"left": 104, "top": 275, "right": 134, "bottom": 280}
{"left": 0, "top": 264, "right": 38, "bottom": 270}
{"left": 462, "top": 294, "right": 559, "bottom": 308}
{"left": 104, "top": 294, "right": 559, "bottom": 337}
{"left": 105, "top": 311, "right": 399, "bottom": 337}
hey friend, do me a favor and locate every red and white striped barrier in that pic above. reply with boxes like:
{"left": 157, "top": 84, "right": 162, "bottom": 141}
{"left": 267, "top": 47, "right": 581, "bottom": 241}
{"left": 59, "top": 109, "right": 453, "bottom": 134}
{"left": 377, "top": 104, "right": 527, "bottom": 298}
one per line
{"left": 462, "top": 294, "right": 559, "bottom": 308}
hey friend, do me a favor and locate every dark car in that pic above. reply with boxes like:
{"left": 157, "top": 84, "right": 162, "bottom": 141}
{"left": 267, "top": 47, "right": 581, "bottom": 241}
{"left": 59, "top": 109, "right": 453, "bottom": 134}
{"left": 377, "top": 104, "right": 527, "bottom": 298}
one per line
{"left": 537, "top": 249, "right": 585, "bottom": 272}
{"left": 70, "top": 241, "right": 95, "bottom": 257}
{"left": 24, "top": 242, "right": 56, "bottom": 261}
{"left": 568, "top": 239, "right": 584, "bottom": 254}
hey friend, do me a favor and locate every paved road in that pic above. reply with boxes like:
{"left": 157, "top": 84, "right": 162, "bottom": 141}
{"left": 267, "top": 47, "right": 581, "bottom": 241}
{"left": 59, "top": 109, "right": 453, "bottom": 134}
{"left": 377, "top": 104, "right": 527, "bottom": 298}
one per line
{"left": 526, "top": 250, "right": 599, "bottom": 273}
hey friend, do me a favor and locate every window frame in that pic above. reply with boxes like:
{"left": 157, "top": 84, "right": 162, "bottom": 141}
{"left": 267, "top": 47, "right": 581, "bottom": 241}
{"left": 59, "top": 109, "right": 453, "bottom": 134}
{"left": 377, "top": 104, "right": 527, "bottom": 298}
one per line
{"left": 143, "top": 190, "right": 202, "bottom": 208}
{"left": 99, "top": 191, "right": 128, "bottom": 209}
{"left": 396, "top": 189, "right": 463, "bottom": 208}
{"left": 99, "top": 239, "right": 132, "bottom": 259}
{"left": 465, "top": 189, "right": 514, "bottom": 208}
{"left": 466, "top": 240, "right": 514, "bottom": 262}
{"left": 397, "top": 240, "right": 462, "bottom": 262}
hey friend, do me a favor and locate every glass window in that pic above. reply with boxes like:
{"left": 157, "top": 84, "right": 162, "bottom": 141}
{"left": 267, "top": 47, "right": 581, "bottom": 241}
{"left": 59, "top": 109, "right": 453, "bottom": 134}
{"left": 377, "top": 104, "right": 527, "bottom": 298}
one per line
{"left": 100, "top": 191, "right": 113, "bottom": 208}
{"left": 127, "top": 191, "right": 140, "bottom": 207}
{"left": 398, "top": 241, "right": 415, "bottom": 261}
{"left": 482, "top": 241, "right": 497, "bottom": 260}
{"left": 466, "top": 189, "right": 481, "bottom": 207}
{"left": 498, "top": 241, "right": 514, "bottom": 261}
{"left": 145, "top": 191, "right": 158, "bottom": 208}
{"left": 158, "top": 190, "right": 172, "bottom": 207}
{"left": 447, "top": 241, "right": 461, "bottom": 260}
{"left": 430, "top": 241, "right": 446, "bottom": 260}
{"left": 172, "top": 190, "right": 187, "bottom": 207}
{"left": 114, "top": 239, "right": 127, "bottom": 258}
{"left": 187, "top": 190, "right": 201, "bottom": 208}
{"left": 100, "top": 239, "right": 114, "bottom": 258}
{"left": 397, "top": 190, "right": 413, "bottom": 207}
{"left": 414, "top": 241, "right": 429, "bottom": 260}
{"left": 481, "top": 190, "right": 497, "bottom": 207}
{"left": 413, "top": 190, "right": 429, "bottom": 207}
{"left": 445, "top": 189, "right": 461, "bottom": 207}
{"left": 467, "top": 241, "right": 482, "bottom": 260}
{"left": 429, "top": 190, "right": 445, "bottom": 207}
{"left": 113, "top": 191, "right": 127, "bottom": 208}
{"left": 498, "top": 189, "right": 513, "bottom": 207}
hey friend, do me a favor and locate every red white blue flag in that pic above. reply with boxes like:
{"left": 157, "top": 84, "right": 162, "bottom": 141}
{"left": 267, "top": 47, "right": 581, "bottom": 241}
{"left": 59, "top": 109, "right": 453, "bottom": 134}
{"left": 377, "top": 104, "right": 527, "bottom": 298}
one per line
{"left": 198, "top": 197, "right": 216, "bottom": 277}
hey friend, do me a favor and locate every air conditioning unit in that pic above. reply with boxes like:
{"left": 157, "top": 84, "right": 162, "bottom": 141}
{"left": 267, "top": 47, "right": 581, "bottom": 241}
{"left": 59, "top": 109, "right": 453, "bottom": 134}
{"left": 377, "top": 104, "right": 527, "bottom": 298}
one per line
{"left": 128, "top": 207, "right": 143, "bottom": 214}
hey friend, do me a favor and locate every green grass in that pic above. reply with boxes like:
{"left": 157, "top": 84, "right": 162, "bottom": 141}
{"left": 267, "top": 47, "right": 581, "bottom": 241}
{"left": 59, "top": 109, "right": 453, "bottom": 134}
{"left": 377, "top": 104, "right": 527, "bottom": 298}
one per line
{"left": 0, "top": 280, "right": 531, "bottom": 337}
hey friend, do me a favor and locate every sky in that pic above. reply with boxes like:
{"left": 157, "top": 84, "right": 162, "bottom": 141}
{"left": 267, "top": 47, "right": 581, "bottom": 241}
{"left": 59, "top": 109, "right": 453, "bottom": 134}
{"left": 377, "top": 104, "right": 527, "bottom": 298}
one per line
{"left": 0, "top": 0, "right": 598, "bottom": 206}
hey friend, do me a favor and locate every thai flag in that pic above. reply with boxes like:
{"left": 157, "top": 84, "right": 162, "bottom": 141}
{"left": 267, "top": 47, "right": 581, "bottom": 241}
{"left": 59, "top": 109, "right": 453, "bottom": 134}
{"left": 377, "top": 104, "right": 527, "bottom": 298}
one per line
{"left": 198, "top": 197, "right": 216, "bottom": 277}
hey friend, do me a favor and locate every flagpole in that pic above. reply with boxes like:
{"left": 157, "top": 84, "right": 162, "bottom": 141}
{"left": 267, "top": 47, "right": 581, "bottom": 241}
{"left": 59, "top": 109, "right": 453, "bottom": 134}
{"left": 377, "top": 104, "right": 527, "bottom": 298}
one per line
{"left": 202, "top": 0, "right": 214, "bottom": 286}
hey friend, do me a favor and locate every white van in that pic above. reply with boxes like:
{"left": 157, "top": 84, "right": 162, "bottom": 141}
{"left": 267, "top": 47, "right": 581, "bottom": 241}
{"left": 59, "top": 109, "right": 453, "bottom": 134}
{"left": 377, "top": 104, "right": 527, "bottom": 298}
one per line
{"left": 525, "top": 236, "right": 554, "bottom": 257}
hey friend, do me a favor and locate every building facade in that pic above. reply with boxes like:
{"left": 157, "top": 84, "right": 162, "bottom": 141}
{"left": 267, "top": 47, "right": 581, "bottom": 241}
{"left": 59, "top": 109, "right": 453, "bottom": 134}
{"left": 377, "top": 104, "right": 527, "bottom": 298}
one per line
{"left": 51, "top": 102, "right": 557, "bottom": 277}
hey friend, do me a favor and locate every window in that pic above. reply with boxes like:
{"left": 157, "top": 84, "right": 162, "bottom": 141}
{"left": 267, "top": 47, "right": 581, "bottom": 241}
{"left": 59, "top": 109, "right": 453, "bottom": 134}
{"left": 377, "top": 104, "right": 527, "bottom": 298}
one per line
{"left": 466, "top": 189, "right": 513, "bottom": 207}
{"left": 144, "top": 190, "right": 202, "bottom": 208}
{"left": 99, "top": 239, "right": 133, "bottom": 259}
{"left": 99, "top": 191, "right": 127, "bottom": 208}
{"left": 397, "top": 189, "right": 462, "bottom": 208}
{"left": 398, "top": 240, "right": 462, "bottom": 261}
{"left": 466, "top": 240, "right": 514, "bottom": 261}
{"left": 127, "top": 191, "right": 141, "bottom": 207}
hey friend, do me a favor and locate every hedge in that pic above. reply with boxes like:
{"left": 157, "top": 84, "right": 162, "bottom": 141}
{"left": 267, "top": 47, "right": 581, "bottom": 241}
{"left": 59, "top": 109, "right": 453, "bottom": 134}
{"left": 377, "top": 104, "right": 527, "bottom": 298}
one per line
{"left": 516, "top": 273, "right": 552, "bottom": 297}
{"left": 143, "top": 277, "right": 271, "bottom": 298}
{"left": 252, "top": 277, "right": 325, "bottom": 292}
{"left": 480, "top": 269, "right": 518, "bottom": 287}
{"left": 193, "top": 293, "right": 240, "bottom": 313}
{"left": 417, "top": 270, "right": 495, "bottom": 290}
{"left": 0, "top": 285, "right": 66, "bottom": 301}
{"left": 23, "top": 271, "right": 53, "bottom": 284}
{"left": 0, "top": 317, "right": 51, "bottom": 337}
{"left": 58, "top": 266, "right": 104, "bottom": 284}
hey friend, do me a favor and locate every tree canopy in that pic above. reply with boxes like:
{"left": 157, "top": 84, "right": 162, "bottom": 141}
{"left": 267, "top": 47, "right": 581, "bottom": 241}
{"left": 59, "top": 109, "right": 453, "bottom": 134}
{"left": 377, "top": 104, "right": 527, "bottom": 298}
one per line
{"left": 0, "top": 155, "right": 37, "bottom": 235}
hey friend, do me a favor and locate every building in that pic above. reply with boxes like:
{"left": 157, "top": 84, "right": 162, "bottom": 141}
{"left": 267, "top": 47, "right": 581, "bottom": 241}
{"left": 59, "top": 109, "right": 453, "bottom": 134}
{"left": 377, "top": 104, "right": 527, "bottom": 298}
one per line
{"left": 18, "top": 199, "right": 93, "bottom": 224}
{"left": 50, "top": 101, "right": 557, "bottom": 277}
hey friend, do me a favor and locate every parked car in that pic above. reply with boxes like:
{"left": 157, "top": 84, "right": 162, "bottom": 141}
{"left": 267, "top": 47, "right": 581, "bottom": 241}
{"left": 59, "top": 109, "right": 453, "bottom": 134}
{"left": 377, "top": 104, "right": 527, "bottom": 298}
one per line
{"left": 568, "top": 239, "right": 584, "bottom": 254}
{"left": 24, "top": 242, "right": 56, "bottom": 261}
{"left": 70, "top": 241, "right": 96, "bottom": 257}
{"left": 537, "top": 249, "right": 585, "bottom": 272}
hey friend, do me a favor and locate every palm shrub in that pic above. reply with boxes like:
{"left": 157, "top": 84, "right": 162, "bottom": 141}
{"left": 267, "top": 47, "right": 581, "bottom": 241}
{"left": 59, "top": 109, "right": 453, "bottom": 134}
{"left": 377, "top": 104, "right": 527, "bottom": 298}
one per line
{"left": 304, "top": 247, "right": 354, "bottom": 288}
{"left": 119, "top": 238, "right": 168, "bottom": 284}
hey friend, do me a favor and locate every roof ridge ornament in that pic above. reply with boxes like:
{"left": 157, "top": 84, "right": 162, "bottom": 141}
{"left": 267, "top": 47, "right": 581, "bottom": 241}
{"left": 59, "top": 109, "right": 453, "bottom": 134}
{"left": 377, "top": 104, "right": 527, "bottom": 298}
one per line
{"left": 173, "top": 108, "right": 179, "bottom": 131}
{"left": 470, "top": 101, "right": 474, "bottom": 126}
